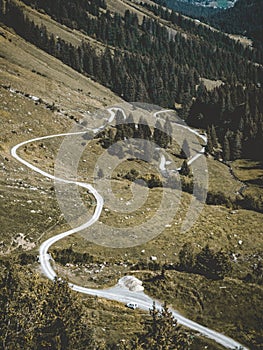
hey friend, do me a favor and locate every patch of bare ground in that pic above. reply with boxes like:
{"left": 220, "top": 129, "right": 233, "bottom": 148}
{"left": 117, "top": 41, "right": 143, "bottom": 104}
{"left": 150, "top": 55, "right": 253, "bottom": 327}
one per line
{"left": 201, "top": 78, "right": 224, "bottom": 91}
{"left": 228, "top": 34, "right": 253, "bottom": 47}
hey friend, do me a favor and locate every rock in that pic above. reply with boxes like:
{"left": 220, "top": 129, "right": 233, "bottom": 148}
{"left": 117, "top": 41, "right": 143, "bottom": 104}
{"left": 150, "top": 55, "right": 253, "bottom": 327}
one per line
{"left": 118, "top": 275, "right": 144, "bottom": 292}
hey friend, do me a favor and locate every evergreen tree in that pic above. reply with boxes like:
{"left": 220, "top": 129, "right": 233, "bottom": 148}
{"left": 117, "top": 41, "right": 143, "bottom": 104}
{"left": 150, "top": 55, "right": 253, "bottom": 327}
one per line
{"left": 232, "top": 130, "right": 243, "bottom": 160}
{"left": 137, "top": 302, "right": 192, "bottom": 349}
{"left": 101, "top": 47, "right": 112, "bottom": 85}
{"left": 37, "top": 279, "right": 94, "bottom": 349}
{"left": 164, "top": 117, "right": 172, "bottom": 147}
{"left": 115, "top": 109, "right": 126, "bottom": 141}
{"left": 205, "top": 127, "right": 213, "bottom": 154}
{"left": 210, "top": 124, "right": 218, "bottom": 149}
{"left": 136, "top": 116, "right": 152, "bottom": 140}
{"left": 179, "top": 243, "right": 195, "bottom": 272}
{"left": 2, "top": 0, "right": 263, "bottom": 163}
{"left": 195, "top": 245, "right": 215, "bottom": 279}
{"left": 143, "top": 140, "right": 154, "bottom": 162}
{"left": 180, "top": 160, "right": 191, "bottom": 176}
{"left": 195, "top": 245, "right": 232, "bottom": 280}
{"left": 153, "top": 119, "right": 167, "bottom": 148}
{"left": 124, "top": 113, "right": 136, "bottom": 139}
{"left": 180, "top": 139, "right": 191, "bottom": 159}
{"left": 115, "top": 109, "right": 125, "bottom": 126}
{"left": 223, "top": 135, "right": 231, "bottom": 161}
{"left": 0, "top": 262, "right": 96, "bottom": 350}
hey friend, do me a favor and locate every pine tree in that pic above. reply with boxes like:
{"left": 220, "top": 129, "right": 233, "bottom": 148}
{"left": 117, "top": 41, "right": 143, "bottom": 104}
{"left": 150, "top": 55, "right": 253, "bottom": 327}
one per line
{"left": 232, "top": 130, "right": 243, "bottom": 160}
{"left": 136, "top": 78, "right": 149, "bottom": 102}
{"left": 195, "top": 245, "right": 232, "bottom": 280}
{"left": 123, "top": 112, "right": 135, "bottom": 139}
{"left": 101, "top": 47, "right": 112, "bottom": 86}
{"left": 180, "top": 160, "right": 191, "bottom": 176}
{"left": 143, "top": 140, "right": 153, "bottom": 162}
{"left": 137, "top": 116, "right": 151, "bottom": 140}
{"left": 180, "top": 139, "right": 190, "bottom": 159}
{"left": 211, "top": 124, "right": 218, "bottom": 148}
{"left": 114, "top": 109, "right": 125, "bottom": 141}
{"left": 195, "top": 245, "right": 215, "bottom": 279}
{"left": 126, "top": 76, "right": 136, "bottom": 101}
{"left": 153, "top": 119, "right": 167, "bottom": 148}
{"left": 205, "top": 127, "right": 213, "bottom": 154}
{"left": 179, "top": 243, "right": 195, "bottom": 272}
{"left": 0, "top": 263, "right": 96, "bottom": 350}
{"left": 164, "top": 116, "right": 172, "bottom": 147}
{"left": 115, "top": 109, "right": 125, "bottom": 126}
{"left": 223, "top": 135, "right": 231, "bottom": 161}
{"left": 137, "top": 302, "right": 192, "bottom": 349}
{"left": 93, "top": 55, "right": 103, "bottom": 82}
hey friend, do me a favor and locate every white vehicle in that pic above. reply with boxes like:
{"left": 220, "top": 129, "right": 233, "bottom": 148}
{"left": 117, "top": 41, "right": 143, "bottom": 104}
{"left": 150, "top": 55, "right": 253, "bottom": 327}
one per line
{"left": 126, "top": 302, "right": 138, "bottom": 310}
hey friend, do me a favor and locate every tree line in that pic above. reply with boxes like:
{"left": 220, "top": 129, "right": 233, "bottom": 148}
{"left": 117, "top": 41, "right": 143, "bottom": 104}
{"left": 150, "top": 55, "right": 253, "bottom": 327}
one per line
{"left": 152, "top": 0, "right": 263, "bottom": 57}
{"left": 143, "top": 0, "right": 263, "bottom": 65}
{"left": 1, "top": 0, "right": 262, "bottom": 162}
{"left": 131, "top": 244, "right": 232, "bottom": 280}
{"left": 189, "top": 82, "right": 263, "bottom": 162}
{"left": 2, "top": 0, "right": 262, "bottom": 86}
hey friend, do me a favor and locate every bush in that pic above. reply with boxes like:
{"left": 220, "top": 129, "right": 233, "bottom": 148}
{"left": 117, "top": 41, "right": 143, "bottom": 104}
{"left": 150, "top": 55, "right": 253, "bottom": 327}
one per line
{"left": 52, "top": 247, "right": 94, "bottom": 265}
{"left": 194, "top": 245, "right": 232, "bottom": 280}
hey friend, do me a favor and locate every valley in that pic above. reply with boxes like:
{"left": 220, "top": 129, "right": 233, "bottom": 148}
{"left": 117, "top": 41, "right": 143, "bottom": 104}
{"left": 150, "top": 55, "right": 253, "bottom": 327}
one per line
{"left": 0, "top": 0, "right": 262, "bottom": 349}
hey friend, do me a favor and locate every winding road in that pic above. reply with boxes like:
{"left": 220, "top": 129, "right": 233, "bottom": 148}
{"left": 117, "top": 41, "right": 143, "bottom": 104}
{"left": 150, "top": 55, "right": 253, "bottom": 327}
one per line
{"left": 11, "top": 107, "right": 248, "bottom": 350}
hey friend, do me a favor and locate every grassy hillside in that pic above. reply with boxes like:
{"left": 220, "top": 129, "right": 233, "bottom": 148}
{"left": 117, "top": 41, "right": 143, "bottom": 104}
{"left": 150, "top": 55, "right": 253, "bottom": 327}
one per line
{"left": 0, "top": 20, "right": 121, "bottom": 253}
{"left": 0, "top": 0, "right": 262, "bottom": 349}
{"left": 0, "top": 24, "right": 121, "bottom": 118}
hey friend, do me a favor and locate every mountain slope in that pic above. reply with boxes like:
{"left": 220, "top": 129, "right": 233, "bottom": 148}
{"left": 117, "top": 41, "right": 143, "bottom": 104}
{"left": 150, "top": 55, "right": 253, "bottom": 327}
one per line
{"left": 209, "top": 0, "right": 263, "bottom": 43}
{"left": 152, "top": 0, "right": 263, "bottom": 45}
{"left": 0, "top": 24, "right": 121, "bottom": 118}
{"left": 1, "top": 0, "right": 262, "bottom": 160}
{"left": 0, "top": 1, "right": 262, "bottom": 349}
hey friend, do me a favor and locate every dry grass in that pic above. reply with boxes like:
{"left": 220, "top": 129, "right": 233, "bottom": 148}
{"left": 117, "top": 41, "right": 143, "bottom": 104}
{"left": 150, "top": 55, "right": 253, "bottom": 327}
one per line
{"left": 231, "top": 159, "right": 263, "bottom": 199}
{"left": 50, "top": 187, "right": 262, "bottom": 269}
{"left": 107, "top": 0, "right": 167, "bottom": 25}
{"left": 228, "top": 34, "right": 253, "bottom": 47}
{"left": 232, "top": 159, "right": 263, "bottom": 182}
{"left": 207, "top": 157, "right": 242, "bottom": 197}
{"left": 0, "top": 87, "right": 71, "bottom": 253}
{"left": 1, "top": 3, "right": 262, "bottom": 348}
{"left": 107, "top": 0, "right": 146, "bottom": 23}
{"left": 1, "top": 89, "right": 260, "bottom": 346}
{"left": 19, "top": 135, "right": 259, "bottom": 265}
{"left": 0, "top": 25, "right": 121, "bottom": 119}
{"left": 137, "top": 269, "right": 262, "bottom": 349}
{"left": 13, "top": 0, "right": 107, "bottom": 49}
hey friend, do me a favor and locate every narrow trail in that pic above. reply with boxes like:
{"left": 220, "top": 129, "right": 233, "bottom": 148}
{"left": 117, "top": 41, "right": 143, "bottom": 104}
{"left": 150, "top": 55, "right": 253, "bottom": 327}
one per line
{"left": 10, "top": 107, "right": 248, "bottom": 350}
